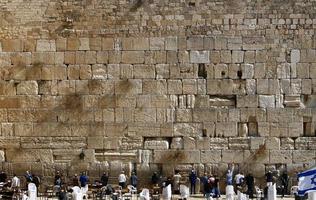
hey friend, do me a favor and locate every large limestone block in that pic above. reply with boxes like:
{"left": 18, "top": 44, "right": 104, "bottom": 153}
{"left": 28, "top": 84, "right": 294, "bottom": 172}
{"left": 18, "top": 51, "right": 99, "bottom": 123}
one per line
{"left": 133, "top": 64, "right": 155, "bottom": 78}
{"left": 122, "top": 38, "right": 149, "bottom": 50}
{"left": 170, "top": 137, "right": 183, "bottom": 149}
{"left": 190, "top": 51, "right": 210, "bottom": 63}
{"left": 165, "top": 37, "right": 178, "bottom": 50}
{"left": 21, "top": 137, "right": 51, "bottom": 149}
{"left": 200, "top": 150, "right": 222, "bottom": 163}
{"left": 16, "top": 81, "right": 38, "bottom": 95}
{"left": 183, "top": 137, "right": 196, "bottom": 149}
{"left": 174, "top": 123, "right": 202, "bottom": 137}
{"left": 153, "top": 150, "right": 200, "bottom": 164}
{"left": 237, "top": 95, "right": 258, "bottom": 108}
{"left": 36, "top": 40, "right": 56, "bottom": 51}
{"left": 121, "top": 51, "right": 145, "bottom": 64}
{"left": 292, "top": 150, "right": 315, "bottom": 163}
{"left": 241, "top": 64, "right": 254, "bottom": 79}
{"left": 144, "top": 140, "right": 169, "bottom": 150}
{"left": 192, "top": 109, "right": 217, "bottom": 122}
{"left": 88, "top": 136, "right": 103, "bottom": 149}
{"left": 150, "top": 37, "right": 165, "bottom": 50}
{"left": 229, "top": 137, "right": 250, "bottom": 150}
{"left": 258, "top": 95, "right": 275, "bottom": 108}
{"left": 134, "top": 108, "right": 156, "bottom": 123}
{"left": 176, "top": 109, "right": 192, "bottom": 122}
{"left": 265, "top": 137, "right": 280, "bottom": 150}
{"left": 128, "top": 123, "right": 160, "bottom": 137}
{"left": 269, "top": 150, "right": 292, "bottom": 164}
{"left": 291, "top": 49, "right": 300, "bottom": 63}
{"left": 7, "top": 149, "right": 53, "bottom": 163}
{"left": 167, "top": 79, "right": 182, "bottom": 94}
{"left": 222, "top": 150, "right": 244, "bottom": 163}
{"left": 216, "top": 122, "right": 238, "bottom": 137}
{"left": 1, "top": 39, "right": 23, "bottom": 52}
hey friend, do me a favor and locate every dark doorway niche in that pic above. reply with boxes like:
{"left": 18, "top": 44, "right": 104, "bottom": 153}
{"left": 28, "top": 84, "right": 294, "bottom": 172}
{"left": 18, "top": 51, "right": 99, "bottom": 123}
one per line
{"left": 198, "top": 63, "right": 207, "bottom": 79}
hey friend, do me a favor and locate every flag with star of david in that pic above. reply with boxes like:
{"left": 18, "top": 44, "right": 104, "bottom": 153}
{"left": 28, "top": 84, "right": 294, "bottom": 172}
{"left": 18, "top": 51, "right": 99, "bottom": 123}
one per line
{"left": 298, "top": 167, "right": 316, "bottom": 196}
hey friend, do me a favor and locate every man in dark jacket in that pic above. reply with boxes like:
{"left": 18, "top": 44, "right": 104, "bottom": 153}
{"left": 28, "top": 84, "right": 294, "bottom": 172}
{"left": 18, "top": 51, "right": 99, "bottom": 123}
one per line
{"left": 101, "top": 172, "right": 109, "bottom": 186}
{"left": 189, "top": 169, "right": 197, "bottom": 194}
{"left": 245, "top": 173, "right": 254, "bottom": 198}
{"left": 130, "top": 172, "right": 138, "bottom": 188}
{"left": 280, "top": 171, "right": 289, "bottom": 197}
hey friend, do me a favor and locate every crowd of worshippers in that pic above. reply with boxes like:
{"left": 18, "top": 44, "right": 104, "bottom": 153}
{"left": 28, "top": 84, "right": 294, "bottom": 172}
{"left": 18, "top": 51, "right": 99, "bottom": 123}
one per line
{"left": 0, "top": 164, "right": 290, "bottom": 199}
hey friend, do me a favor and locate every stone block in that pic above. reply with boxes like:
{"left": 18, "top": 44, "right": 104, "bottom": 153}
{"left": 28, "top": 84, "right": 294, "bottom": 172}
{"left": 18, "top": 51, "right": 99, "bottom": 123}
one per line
{"left": 1, "top": 39, "right": 23, "bottom": 52}
{"left": 183, "top": 137, "right": 196, "bottom": 150}
{"left": 258, "top": 95, "right": 275, "bottom": 108}
{"left": 222, "top": 150, "right": 244, "bottom": 163}
{"left": 187, "top": 36, "right": 204, "bottom": 50}
{"left": 241, "top": 64, "right": 254, "bottom": 79}
{"left": 237, "top": 95, "right": 258, "bottom": 108}
{"left": 201, "top": 150, "right": 222, "bottom": 163}
{"left": 269, "top": 150, "right": 292, "bottom": 164}
{"left": 167, "top": 80, "right": 182, "bottom": 94}
{"left": 153, "top": 150, "right": 200, "bottom": 164}
{"left": 102, "top": 38, "right": 114, "bottom": 50}
{"left": 174, "top": 123, "right": 202, "bottom": 137}
{"left": 170, "top": 137, "right": 183, "bottom": 149}
{"left": 232, "top": 50, "right": 244, "bottom": 63}
{"left": 133, "top": 64, "right": 155, "bottom": 79}
{"left": 36, "top": 40, "right": 56, "bottom": 51}
{"left": 291, "top": 49, "right": 300, "bottom": 63}
{"left": 122, "top": 51, "right": 144, "bottom": 64}
{"left": 193, "top": 109, "right": 217, "bottom": 122}
{"left": 122, "top": 38, "right": 149, "bottom": 50}
{"left": 17, "top": 81, "right": 38, "bottom": 95}
{"left": 216, "top": 122, "right": 238, "bottom": 137}
{"left": 7, "top": 149, "right": 53, "bottom": 163}
{"left": 292, "top": 150, "right": 315, "bottom": 163}
{"left": 265, "top": 137, "right": 280, "bottom": 150}
{"left": 190, "top": 51, "right": 210, "bottom": 63}
{"left": 144, "top": 140, "right": 169, "bottom": 150}
{"left": 92, "top": 64, "right": 107, "bottom": 79}
{"left": 150, "top": 38, "right": 165, "bottom": 50}
{"left": 165, "top": 37, "right": 178, "bottom": 50}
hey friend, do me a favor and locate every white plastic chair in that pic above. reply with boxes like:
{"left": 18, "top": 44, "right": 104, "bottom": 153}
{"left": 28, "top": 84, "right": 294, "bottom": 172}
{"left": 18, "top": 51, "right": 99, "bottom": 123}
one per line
{"left": 28, "top": 183, "right": 37, "bottom": 200}
{"left": 179, "top": 185, "right": 190, "bottom": 199}
{"left": 139, "top": 188, "right": 150, "bottom": 200}
{"left": 291, "top": 186, "right": 298, "bottom": 195}
{"left": 255, "top": 186, "right": 263, "bottom": 200}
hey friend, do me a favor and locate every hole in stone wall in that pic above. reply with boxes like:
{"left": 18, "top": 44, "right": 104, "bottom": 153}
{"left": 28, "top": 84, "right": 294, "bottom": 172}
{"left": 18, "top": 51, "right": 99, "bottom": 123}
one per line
{"left": 198, "top": 63, "right": 207, "bottom": 78}
{"left": 202, "top": 129, "right": 207, "bottom": 137}
{"left": 189, "top": 2, "right": 196, "bottom": 7}
{"left": 237, "top": 70, "right": 242, "bottom": 78}
{"left": 221, "top": 71, "right": 226, "bottom": 77}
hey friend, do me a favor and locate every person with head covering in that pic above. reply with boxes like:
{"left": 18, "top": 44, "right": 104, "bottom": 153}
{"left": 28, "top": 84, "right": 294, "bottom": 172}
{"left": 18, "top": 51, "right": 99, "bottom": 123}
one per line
{"left": 130, "top": 171, "right": 138, "bottom": 188}
{"left": 101, "top": 172, "right": 109, "bottom": 187}
{"left": 189, "top": 169, "right": 197, "bottom": 194}
{"left": 280, "top": 171, "right": 289, "bottom": 198}
{"left": 226, "top": 163, "right": 234, "bottom": 185}
{"left": 118, "top": 171, "right": 127, "bottom": 188}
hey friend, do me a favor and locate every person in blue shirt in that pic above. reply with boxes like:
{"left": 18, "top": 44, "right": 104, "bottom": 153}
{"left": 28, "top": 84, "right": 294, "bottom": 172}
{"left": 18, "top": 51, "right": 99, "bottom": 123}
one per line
{"left": 130, "top": 171, "right": 138, "bottom": 188}
{"left": 201, "top": 173, "right": 209, "bottom": 196}
{"left": 79, "top": 171, "right": 89, "bottom": 187}
{"left": 189, "top": 169, "right": 197, "bottom": 194}
{"left": 226, "top": 163, "right": 234, "bottom": 185}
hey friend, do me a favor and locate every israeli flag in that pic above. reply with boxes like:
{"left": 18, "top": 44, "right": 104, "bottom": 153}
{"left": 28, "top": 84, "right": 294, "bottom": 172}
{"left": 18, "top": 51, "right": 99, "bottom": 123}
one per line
{"left": 298, "top": 167, "right": 316, "bottom": 196}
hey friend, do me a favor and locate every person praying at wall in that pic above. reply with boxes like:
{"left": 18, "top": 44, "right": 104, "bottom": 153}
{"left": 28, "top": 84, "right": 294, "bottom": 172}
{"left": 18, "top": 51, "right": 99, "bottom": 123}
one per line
{"left": 118, "top": 171, "right": 127, "bottom": 189}
{"left": 130, "top": 171, "right": 138, "bottom": 188}
{"left": 189, "top": 169, "right": 197, "bottom": 194}
{"left": 101, "top": 172, "right": 109, "bottom": 187}
{"left": 226, "top": 163, "right": 234, "bottom": 185}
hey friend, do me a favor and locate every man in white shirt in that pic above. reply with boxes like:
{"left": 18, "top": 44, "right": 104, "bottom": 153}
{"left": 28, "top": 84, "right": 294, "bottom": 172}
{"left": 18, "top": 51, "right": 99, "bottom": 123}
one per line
{"left": 118, "top": 171, "right": 127, "bottom": 189}
{"left": 235, "top": 172, "right": 245, "bottom": 190}
{"left": 11, "top": 174, "right": 20, "bottom": 189}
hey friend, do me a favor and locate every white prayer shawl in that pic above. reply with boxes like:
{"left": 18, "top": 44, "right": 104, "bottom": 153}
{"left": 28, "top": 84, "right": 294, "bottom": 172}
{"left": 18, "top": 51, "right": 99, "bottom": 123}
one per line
{"left": 162, "top": 184, "right": 172, "bottom": 200}
{"left": 27, "top": 183, "right": 37, "bottom": 200}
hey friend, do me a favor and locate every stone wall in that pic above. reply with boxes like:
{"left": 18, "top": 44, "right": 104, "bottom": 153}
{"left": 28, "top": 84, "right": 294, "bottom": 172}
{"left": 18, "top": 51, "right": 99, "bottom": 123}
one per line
{"left": 0, "top": 0, "right": 316, "bottom": 187}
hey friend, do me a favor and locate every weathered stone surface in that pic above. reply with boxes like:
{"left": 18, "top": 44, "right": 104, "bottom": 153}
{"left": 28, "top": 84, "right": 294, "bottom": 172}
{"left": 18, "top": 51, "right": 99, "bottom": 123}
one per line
{"left": 144, "top": 140, "right": 169, "bottom": 150}
{"left": 153, "top": 150, "right": 200, "bottom": 163}
{"left": 17, "top": 81, "right": 38, "bottom": 95}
